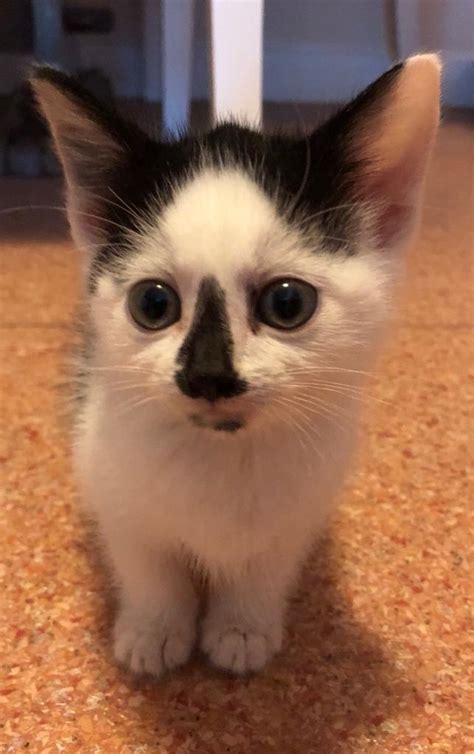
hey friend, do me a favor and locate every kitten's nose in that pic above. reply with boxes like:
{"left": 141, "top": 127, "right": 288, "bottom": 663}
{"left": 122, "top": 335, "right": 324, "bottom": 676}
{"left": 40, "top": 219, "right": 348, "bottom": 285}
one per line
{"left": 176, "top": 369, "right": 245, "bottom": 402}
{"left": 175, "top": 276, "right": 247, "bottom": 403}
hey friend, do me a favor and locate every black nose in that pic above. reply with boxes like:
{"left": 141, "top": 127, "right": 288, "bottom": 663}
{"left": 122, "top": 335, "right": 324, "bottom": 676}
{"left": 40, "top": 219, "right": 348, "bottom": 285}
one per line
{"left": 176, "top": 369, "right": 246, "bottom": 402}
{"left": 175, "top": 277, "right": 247, "bottom": 403}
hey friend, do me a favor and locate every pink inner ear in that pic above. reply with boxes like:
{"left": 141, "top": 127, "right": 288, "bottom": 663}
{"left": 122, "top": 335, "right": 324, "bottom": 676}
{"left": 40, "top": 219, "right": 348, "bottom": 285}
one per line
{"left": 368, "top": 174, "right": 413, "bottom": 248}
{"left": 363, "top": 146, "right": 425, "bottom": 248}
{"left": 375, "top": 199, "right": 413, "bottom": 248}
{"left": 67, "top": 186, "right": 112, "bottom": 248}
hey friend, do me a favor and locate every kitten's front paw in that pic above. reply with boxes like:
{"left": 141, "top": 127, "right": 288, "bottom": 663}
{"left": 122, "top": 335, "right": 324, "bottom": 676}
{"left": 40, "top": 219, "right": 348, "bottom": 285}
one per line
{"left": 201, "top": 619, "right": 282, "bottom": 674}
{"left": 113, "top": 611, "right": 195, "bottom": 677}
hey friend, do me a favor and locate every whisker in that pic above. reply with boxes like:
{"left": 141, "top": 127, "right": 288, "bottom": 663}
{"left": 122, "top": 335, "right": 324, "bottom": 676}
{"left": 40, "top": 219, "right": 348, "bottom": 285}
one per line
{"left": 299, "top": 199, "right": 443, "bottom": 228}
{"left": 114, "top": 392, "right": 160, "bottom": 418}
{"left": 284, "top": 376, "right": 368, "bottom": 390}
{"left": 106, "top": 187, "right": 145, "bottom": 223}
{"left": 271, "top": 403, "right": 309, "bottom": 463}
{"left": 276, "top": 392, "right": 351, "bottom": 433}
{"left": 97, "top": 380, "right": 152, "bottom": 393}
{"left": 0, "top": 203, "right": 142, "bottom": 240}
{"left": 273, "top": 407, "right": 318, "bottom": 473}
{"left": 310, "top": 384, "right": 389, "bottom": 404}
{"left": 283, "top": 381, "right": 370, "bottom": 398}
{"left": 288, "top": 129, "right": 311, "bottom": 215}
{"left": 287, "top": 384, "right": 392, "bottom": 408}
{"left": 285, "top": 365, "right": 375, "bottom": 378}
{"left": 272, "top": 396, "right": 326, "bottom": 466}
{"left": 85, "top": 364, "right": 159, "bottom": 376}
{"left": 276, "top": 393, "right": 350, "bottom": 434}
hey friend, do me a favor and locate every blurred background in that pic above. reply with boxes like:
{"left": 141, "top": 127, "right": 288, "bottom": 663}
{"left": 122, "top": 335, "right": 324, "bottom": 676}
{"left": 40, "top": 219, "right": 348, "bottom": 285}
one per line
{"left": 0, "top": 0, "right": 473, "bottom": 177}
{"left": 0, "top": 0, "right": 472, "bottom": 248}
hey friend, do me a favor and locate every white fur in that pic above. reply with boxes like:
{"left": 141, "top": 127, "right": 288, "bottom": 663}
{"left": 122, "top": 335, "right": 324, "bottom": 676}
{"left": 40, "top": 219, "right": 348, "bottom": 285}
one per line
{"left": 74, "top": 167, "right": 403, "bottom": 676}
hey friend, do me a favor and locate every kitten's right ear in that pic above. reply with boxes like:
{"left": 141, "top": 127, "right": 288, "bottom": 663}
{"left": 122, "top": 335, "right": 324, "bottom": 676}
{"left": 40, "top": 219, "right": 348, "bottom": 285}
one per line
{"left": 30, "top": 65, "right": 145, "bottom": 247}
{"left": 30, "top": 66, "right": 129, "bottom": 188}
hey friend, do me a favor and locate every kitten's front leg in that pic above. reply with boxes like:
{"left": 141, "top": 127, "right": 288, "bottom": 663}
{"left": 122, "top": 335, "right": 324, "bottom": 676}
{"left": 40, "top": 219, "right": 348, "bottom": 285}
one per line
{"left": 105, "top": 533, "right": 198, "bottom": 677}
{"left": 201, "top": 549, "right": 301, "bottom": 674}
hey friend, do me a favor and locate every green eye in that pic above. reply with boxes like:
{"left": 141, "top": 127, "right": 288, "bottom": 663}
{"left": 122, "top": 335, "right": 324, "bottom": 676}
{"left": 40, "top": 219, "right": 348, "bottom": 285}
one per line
{"left": 256, "top": 279, "right": 318, "bottom": 330}
{"left": 128, "top": 280, "right": 181, "bottom": 330}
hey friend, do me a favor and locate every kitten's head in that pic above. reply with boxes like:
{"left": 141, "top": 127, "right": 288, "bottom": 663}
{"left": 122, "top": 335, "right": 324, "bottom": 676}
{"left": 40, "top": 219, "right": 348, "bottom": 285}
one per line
{"left": 31, "top": 56, "right": 440, "bottom": 434}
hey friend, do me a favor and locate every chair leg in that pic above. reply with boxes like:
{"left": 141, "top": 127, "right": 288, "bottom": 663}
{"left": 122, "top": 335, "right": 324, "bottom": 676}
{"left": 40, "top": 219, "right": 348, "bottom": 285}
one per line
{"left": 142, "top": 0, "right": 161, "bottom": 104}
{"left": 209, "top": 0, "right": 264, "bottom": 127}
{"left": 161, "top": 0, "right": 195, "bottom": 135}
{"left": 31, "top": 0, "right": 63, "bottom": 63}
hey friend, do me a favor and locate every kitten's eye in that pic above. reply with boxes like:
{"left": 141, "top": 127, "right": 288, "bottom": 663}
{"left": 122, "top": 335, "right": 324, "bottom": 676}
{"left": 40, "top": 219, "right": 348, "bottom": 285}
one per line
{"left": 128, "top": 280, "right": 181, "bottom": 331}
{"left": 256, "top": 279, "right": 318, "bottom": 330}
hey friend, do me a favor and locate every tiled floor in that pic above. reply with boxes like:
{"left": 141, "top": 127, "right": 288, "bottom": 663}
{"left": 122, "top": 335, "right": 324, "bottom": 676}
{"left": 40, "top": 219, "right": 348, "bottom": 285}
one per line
{"left": 0, "top": 111, "right": 472, "bottom": 753}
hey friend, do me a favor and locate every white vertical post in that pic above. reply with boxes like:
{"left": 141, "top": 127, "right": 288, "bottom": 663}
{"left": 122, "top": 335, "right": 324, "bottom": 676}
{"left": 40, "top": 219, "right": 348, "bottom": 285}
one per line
{"left": 210, "top": 0, "right": 264, "bottom": 127}
{"left": 161, "top": 0, "right": 195, "bottom": 135}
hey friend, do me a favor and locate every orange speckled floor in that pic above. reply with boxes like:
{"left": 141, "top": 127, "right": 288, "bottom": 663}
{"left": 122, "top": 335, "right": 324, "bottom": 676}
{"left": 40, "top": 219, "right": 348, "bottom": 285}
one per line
{"left": 1, "top": 112, "right": 473, "bottom": 754}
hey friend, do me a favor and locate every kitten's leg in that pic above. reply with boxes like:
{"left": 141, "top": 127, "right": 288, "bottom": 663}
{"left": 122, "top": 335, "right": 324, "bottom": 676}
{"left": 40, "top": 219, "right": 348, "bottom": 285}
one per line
{"left": 106, "top": 534, "right": 198, "bottom": 677}
{"left": 201, "top": 549, "right": 301, "bottom": 674}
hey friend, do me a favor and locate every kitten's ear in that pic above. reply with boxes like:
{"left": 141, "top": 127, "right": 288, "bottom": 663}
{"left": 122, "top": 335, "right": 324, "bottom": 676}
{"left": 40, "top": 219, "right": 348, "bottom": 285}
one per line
{"left": 315, "top": 54, "right": 441, "bottom": 249}
{"left": 30, "top": 65, "right": 146, "bottom": 247}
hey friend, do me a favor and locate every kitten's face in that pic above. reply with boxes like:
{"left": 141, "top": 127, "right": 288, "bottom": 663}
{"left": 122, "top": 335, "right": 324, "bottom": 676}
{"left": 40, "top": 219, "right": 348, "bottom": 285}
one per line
{"left": 92, "top": 167, "right": 390, "bottom": 432}
{"left": 31, "top": 56, "right": 440, "bottom": 433}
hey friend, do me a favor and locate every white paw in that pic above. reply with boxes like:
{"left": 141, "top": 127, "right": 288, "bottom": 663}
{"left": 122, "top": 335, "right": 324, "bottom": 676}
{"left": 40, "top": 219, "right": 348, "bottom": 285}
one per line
{"left": 113, "top": 611, "right": 195, "bottom": 677}
{"left": 201, "top": 620, "right": 282, "bottom": 674}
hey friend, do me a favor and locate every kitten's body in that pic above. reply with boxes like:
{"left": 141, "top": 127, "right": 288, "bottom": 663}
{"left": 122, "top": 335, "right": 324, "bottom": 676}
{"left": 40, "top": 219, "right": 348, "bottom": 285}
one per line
{"left": 32, "top": 56, "right": 440, "bottom": 676}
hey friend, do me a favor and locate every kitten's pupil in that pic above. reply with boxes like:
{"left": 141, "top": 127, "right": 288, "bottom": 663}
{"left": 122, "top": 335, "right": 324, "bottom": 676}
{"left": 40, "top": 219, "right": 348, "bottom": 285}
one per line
{"left": 272, "top": 283, "right": 302, "bottom": 321}
{"left": 142, "top": 286, "right": 168, "bottom": 321}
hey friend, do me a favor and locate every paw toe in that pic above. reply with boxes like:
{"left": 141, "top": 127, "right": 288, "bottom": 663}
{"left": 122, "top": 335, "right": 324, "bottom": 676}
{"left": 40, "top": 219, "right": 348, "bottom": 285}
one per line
{"left": 202, "top": 625, "right": 276, "bottom": 674}
{"left": 113, "top": 617, "right": 194, "bottom": 678}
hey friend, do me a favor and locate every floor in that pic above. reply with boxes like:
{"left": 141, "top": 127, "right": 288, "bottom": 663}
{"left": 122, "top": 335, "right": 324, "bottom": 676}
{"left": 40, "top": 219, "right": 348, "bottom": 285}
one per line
{"left": 0, "top": 110, "right": 472, "bottom": 753}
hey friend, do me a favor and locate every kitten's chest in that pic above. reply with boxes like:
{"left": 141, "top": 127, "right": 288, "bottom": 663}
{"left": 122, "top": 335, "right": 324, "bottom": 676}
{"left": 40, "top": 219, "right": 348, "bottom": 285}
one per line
{"left": 76, "top": 403, "right": 354, "bottom": 563}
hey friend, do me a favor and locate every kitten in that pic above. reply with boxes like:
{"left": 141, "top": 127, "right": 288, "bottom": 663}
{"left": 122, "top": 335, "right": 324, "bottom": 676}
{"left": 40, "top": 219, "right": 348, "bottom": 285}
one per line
{"left": 31, "top": 55, "right": 440, "bottom": 677}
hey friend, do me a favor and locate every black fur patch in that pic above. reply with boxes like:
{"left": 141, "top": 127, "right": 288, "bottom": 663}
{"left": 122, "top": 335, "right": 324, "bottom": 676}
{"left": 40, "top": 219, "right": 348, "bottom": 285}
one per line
{"left": 31, "top": 62, "right": 404, "bottom": 282}
{"left": 175, "top": 277, "right": 247, "bottom": 402}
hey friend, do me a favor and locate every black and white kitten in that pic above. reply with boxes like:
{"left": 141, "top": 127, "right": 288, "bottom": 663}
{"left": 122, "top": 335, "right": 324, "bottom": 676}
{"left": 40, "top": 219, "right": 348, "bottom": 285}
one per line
{"left": 32, "top": 55, "right": 440, "bottom": 677}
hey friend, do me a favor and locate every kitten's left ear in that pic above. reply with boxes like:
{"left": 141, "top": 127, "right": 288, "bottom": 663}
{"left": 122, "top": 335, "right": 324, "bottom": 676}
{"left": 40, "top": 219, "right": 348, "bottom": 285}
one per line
{"left": 315, "top": 54, "right": 441, "bottom": 249}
